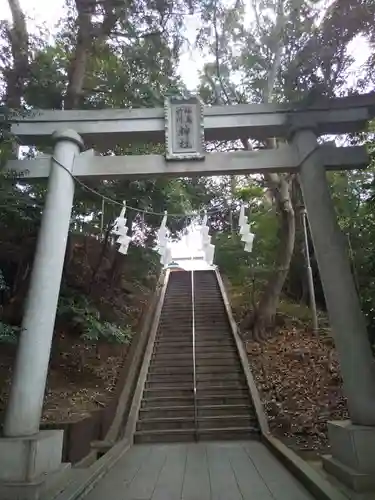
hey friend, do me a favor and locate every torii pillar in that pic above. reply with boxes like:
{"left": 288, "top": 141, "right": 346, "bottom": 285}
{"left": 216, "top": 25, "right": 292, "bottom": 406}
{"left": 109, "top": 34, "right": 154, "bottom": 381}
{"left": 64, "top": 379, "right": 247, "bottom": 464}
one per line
{"left": 293, "top": 127, "right": 375, "bottom": 492}
{"left": 0, "top": 130, "right": 83, "bottom": 494}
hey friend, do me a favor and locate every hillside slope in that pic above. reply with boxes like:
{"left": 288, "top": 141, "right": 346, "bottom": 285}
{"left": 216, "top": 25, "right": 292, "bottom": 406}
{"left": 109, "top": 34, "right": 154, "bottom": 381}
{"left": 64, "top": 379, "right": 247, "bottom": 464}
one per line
{"left": 0, "top": 234, "right": 159, "bottom": 424}
{"left": 228, "top": 280, "right": 348, "bottom": 455}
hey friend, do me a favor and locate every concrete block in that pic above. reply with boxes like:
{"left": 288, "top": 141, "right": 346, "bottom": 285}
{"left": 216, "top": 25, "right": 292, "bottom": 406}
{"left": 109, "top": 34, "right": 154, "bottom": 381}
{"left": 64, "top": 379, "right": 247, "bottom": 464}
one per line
{"left": 0, "top": 464, "right": 70, "bottom": 500}
{"left": 0, "top": 430, "right": 64, "bottom": 482}
{"left": 322, "top": 455, "right": 375, "bottom": 492}
{"left": 323, "top": 420, "right": 375, "bottom": 492}
{"left": 327, "top": 420, "right": 375, "bottom": 473}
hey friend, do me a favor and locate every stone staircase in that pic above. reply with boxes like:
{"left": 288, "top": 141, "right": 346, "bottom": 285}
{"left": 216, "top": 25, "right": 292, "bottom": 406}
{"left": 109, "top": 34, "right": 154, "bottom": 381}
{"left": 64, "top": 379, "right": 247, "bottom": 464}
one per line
{"left": 134, "top": 270, "right": 260, "bottom": 444}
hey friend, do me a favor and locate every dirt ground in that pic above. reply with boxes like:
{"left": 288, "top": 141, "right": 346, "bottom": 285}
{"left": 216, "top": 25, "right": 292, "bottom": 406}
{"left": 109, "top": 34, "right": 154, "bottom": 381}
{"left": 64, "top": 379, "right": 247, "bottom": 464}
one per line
{"left": 246, "top": 326, "right": 348, "bottom": 454}
{"left": 0, "top": 331, "right": 129, "bottom": 423}
{"left": 0, "top": 235, "right": 158, "bottom": 425}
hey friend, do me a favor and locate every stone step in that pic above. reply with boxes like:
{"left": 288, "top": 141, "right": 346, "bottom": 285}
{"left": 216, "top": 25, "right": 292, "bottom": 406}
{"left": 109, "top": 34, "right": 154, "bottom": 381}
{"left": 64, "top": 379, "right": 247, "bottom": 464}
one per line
{"left": 151, "top": 352, "right": 238, "bottom": 362}
{"left": 136, "top": 416, "right": 195, "bottom": 431}
{"left": 159, "top": 312, "right": 192, "bottom": 318}
{"left": 149, "top": 357, "right": 239, "bottom": 367}
{"left": 161, "top": 307, "right": 224, "bottom": 313}
{"left": 194, "top": 282, "right": 220, "bottom": 287}
{"left": 197, "top": 415, "right": 256, "bottom": 429}
{"left": 166, "top": 284, "right": 191, "bottom": 288}
{"left": 151, "top": 352, "right": 195, "bottom": 361}
{"left": 196, "top": 379, "right": 245, "bottom": 389}
{"left": 164, "top": 295, "right": 192, "bottom": 299}
{"left": 146, "top": 373, "right": 193, "bottom": 383}
{"left": 194, "top": 327, "right": 232, "bottom": 333}
{"left": 159, "top": 322, "right": 227, "bottom": 328}
{"left": 143, "top": 388, "right": 194, "bottom": 398}
{"left": 149, "top": 359, "right": 193, "bottom": 368}
{"left": 141, "top": 392, "right": 194, "bottom": 408}
{"left": 195, "top": 324, "right": 230, "bottom": 328}
{"left": 198, "top": 426, "right": 260, "bottom": 441}
{"left": 195, "top": 347, "right": 238, "bottom": 355}
{"left": 197, "top": 395, "right": 250, "bottom": 406}
{"left": 165, "top": 286, "right": 191, "bottom": 290}
{"left": 161, "top": 301, "right": 193, "bottom": 306}
{"left": 134, "top": 428, "right": 196, "bottom": 444}
{"left": 145, "top": 380, "right": 193, "bottom": 389}
{"left": 194, "top": 337, "right": 234, "bottom": 342}
{"left": 153, "top": 340, "right": 234, "bottom": 349}
{"left": 152, "top": 345, "right": 193, "bottom": 354}
{"left": 196, "top": 365, "right": 243, "bottom": 374}
{"left": 155, "top": 328, "right": 233, "bottom": 344}
{"left": 156, "top": 329, "right": 194, "bottom": 335}
{"left": 139, "top": 405, "right": 195, "bottom": 419}
{"left": 198, "top": 404, "right": 254, "bottom": 417}
{"left": 158, "top": 319, "right": 193, "bottom": 326}
{"left": 139, "top": 404, "right": 256, "bottom": 420}
{"left": 194, "top": 320, "right": 227, "bottom": 324}
{"left": 196, "top": 372, "right": 244, "bottom": 382}
{"left": 197, "top": 357, "right": 239, "bottom": 366}
{"left": 195, "top": 340, "right": 235, "bottom": 347}
{"left": 165, "top": 296, "right": 191, "bottom": 300}
{"left": 154, "top": 346, "right": 236, "bottom": 356}
{"left": 154, "top": 336, "right": 193, "bottom": 342}
{"left": 158, "top": 325, "right": 190, "bottom": 332}
{"left": 161, "top": 310, "right": 191, "bottom": 315}
{"left": 156, "top": 333, "right": 231, "bottom": 341}
{"left": 194, "top": 312, "right": 228, "bottom": 317}
{"left": 134, "top": 271, "right": 261, "bottom": 444}
{"left": 197, "top": 386, "right": 249, "bottom": 398}
{"left": 145, "top": 379, "right": 246, "bottom": 390}
{"left": 194, "top": 305, "right": 224, "bottom": 310}
{"left": 195, "top": 351, "right": 239, "bottom": 359}
{"left": 153, "top": 340, "right": 194, "bottom": 346}
{"left": 154, "top": 334, "right": 193, "bottom": 341}
{"left": 141, "top": 396, "right": 194, "bottom": 408}
{"left": 148, "top": 366, "right": 195, "bottom": 375}
{"left": 136, "top": 415, "right": 258, "bottom": 433}
{"left": 158, "top": 322, "right": 228, "bottom": 329}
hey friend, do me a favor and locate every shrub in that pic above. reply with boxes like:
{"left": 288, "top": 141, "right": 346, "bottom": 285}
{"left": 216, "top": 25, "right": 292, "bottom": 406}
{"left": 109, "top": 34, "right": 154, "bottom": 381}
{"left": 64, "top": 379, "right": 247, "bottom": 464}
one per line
{"left": 57, "top": 293, "right": 133, "bottom": 344}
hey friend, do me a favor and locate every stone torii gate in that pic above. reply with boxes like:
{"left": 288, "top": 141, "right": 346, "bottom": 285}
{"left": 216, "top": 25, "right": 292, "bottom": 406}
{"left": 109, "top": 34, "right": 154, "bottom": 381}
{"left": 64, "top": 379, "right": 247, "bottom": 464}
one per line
{"left": 1, "top": 93, "right": 375, "bottom": 495}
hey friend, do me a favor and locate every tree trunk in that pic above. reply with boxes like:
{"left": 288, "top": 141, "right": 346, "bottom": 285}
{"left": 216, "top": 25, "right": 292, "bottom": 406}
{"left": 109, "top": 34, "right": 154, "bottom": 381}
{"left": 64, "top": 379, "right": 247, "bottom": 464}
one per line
{"left": 89, "top": 222, "right": 114, "bottom": 291}
{"left": 65, "top": 0, "right": 122, "bottom": 110}
{"left": 242, "top": 175, "right": 295, "bottom": 339}
{"left": 244, "top": 0, "right": 295, "bottom": 338}
{"left": 65, "top": 2, "right": 92, "bottom": 109}
{"left": 5, "top": 0, "right": 29, "bottom": 108}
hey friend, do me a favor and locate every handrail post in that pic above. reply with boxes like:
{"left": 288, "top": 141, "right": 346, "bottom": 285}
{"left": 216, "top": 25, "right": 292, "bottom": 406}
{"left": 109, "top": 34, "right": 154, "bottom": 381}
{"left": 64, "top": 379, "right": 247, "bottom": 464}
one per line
{"left": 191, "top": 269, "right": 198, "bottom": 441}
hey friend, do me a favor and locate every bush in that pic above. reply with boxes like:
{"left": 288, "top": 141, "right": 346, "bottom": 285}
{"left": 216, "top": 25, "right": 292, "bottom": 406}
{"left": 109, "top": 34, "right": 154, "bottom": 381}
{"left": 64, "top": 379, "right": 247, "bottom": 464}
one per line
{"left": 81, "top": 321, "right": 133, "bottom": 344}
{"left": 57, "top": 293, "right": 133, "bottom": 344}
{"left": 0, "top": 321, "right": 19, "bottom": 344}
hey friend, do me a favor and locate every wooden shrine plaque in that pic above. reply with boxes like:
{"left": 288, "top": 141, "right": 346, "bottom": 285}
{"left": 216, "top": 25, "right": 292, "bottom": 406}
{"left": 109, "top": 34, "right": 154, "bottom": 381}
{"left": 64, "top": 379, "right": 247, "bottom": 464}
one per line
{"left": 164, "top": 96, "right": 205, "bottom": 161}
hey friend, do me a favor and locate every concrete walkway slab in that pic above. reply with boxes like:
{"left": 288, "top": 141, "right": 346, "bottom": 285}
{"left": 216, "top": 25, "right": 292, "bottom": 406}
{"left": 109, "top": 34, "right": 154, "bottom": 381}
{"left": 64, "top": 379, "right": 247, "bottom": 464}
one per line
{"left": 83, "top": 441, "right": 314, "bottom": 500}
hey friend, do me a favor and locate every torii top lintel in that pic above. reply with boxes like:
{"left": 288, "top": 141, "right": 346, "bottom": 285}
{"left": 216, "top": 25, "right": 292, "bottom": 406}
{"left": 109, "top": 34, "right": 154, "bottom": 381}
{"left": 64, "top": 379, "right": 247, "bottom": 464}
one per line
{"left": 10, "top": 92, "right": 375, "bottom": 147}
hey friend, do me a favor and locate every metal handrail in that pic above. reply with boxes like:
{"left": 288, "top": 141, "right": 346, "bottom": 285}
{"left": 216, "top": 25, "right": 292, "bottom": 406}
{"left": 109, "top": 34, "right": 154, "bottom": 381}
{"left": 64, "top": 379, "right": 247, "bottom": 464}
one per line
{"left": 191, "top": 269, "right": 198, "bottom": 440}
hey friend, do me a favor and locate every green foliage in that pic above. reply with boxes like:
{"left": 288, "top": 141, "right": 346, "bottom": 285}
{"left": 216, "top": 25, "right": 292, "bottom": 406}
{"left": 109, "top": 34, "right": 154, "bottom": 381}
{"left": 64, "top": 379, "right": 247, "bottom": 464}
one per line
{"left": 81, "top": 320, "right": 133, "bottom": 345}
{"left": 214, "top": 232, "right": 252, "bottom": 286}
{"left": 214, "top": 203, "right": 279, "bottom": 287}
{"left": 0, "top": 321, "right": 19, "bottom": 344}
{"left": 57, "top": 293, "right": 133, "bottom": 345}
{"left": 0, "top": 269, "right": 8, "bottom": 292}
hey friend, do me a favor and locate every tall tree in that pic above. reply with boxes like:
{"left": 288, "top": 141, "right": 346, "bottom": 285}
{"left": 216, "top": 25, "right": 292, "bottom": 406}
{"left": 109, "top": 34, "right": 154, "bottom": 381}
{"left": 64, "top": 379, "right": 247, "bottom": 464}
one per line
{"left": 197, "top": 0, "right": 364, "bottom": 338}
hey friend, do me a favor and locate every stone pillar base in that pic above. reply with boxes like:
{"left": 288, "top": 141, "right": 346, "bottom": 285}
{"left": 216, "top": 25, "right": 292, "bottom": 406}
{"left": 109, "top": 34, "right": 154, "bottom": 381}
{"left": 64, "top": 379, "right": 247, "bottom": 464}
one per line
{"left": 0, "top": 464, "right": 70, "bottom": 500}
{"left": 0, "top": 430, "right": 67, "bottom": 499}
{"left": 322, "top": 420, "right": 375, "bottom": 492}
